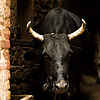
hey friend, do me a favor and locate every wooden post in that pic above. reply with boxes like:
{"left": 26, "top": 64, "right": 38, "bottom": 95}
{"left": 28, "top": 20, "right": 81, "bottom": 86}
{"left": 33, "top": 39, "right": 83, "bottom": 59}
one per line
{"left": 17, "top": 0, "right": 34, "bottom": 41}
{"left": 0, "top": 0, "right": 11, "bottom": 99}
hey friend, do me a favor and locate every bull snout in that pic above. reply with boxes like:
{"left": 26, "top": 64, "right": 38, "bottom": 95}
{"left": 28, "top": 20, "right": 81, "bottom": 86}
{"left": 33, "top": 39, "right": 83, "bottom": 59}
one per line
{"left": 53, "top": 80, "right": 69, "bottom": 94}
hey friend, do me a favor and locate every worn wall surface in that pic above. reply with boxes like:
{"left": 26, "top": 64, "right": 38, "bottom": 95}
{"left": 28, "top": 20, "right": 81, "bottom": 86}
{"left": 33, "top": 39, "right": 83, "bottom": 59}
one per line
{"left": 10, "top": 0, "right": 17, "bottom": 41}
{"left": 0, "top": 0, "right": 11, "bottom": 99}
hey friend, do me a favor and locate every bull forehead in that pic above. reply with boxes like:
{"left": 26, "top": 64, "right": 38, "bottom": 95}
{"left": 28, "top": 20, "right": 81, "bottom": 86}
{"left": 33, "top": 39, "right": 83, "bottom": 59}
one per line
{"left": 43, "top": 34, "right": 70, "bottom": 80}
{"left": 43, "top": 33, "right": 70, "bottom": 59}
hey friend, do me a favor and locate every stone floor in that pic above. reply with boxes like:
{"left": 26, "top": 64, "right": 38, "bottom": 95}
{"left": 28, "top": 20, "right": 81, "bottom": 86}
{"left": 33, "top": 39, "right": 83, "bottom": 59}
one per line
{"left": 80, "top": 82, "right": 100, "bottom": 100}
{"left": 71, "top": 75, "right": 100, "bottom": 100}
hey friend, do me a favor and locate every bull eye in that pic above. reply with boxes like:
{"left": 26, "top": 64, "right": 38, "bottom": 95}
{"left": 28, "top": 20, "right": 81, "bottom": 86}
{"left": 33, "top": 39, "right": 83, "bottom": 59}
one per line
{"left": 64, "top": 52, "right": 71, "bottom": 60}
{"left": 43, "top": 52, "right": 48, "bottom": 58}
{"left": 67, "top": 52, "right": 72, "bottom": 57}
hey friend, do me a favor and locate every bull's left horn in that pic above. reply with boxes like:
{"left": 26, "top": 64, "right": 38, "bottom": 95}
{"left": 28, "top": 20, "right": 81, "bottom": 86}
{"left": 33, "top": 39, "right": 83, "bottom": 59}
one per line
{"left": 26, "top": 21, "right": 44, "bottom": 41}
{"left": 68, "top": 19, "right": 86, "bottom": 40}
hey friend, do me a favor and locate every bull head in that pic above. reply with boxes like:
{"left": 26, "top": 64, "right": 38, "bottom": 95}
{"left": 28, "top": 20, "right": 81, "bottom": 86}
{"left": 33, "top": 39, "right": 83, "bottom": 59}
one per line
{"left": 26, "top": 19, "right": 86, "bottom": 94}
{"left": 26, "top": 19, "right": 86, "bottom": 41}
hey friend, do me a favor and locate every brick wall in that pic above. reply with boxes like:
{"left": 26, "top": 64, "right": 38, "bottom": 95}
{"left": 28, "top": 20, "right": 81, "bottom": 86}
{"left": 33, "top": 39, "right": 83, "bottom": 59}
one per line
{"left": 34, "top": 0, "right": 62, "bottom": 32}
{"left": 0, "top": 0, "right": 11, "bottom": 99}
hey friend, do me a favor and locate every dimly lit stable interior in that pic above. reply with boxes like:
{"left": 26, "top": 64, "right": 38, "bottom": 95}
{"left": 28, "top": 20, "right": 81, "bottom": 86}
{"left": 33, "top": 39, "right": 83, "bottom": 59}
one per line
{"left": 0, "top": 0, "right": 100, "bottom": 100}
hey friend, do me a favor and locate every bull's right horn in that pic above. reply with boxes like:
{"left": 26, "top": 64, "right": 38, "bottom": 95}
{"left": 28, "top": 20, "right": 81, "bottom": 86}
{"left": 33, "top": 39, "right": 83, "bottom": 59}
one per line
{"left": 26, "top": 21, "right": 44, "bottom": 41}
{"left": 68, "top": 19, "right": 86, "bottom": 40}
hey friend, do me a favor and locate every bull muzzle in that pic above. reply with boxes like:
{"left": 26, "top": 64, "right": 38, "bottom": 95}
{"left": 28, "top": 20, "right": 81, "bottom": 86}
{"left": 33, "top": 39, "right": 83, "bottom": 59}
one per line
{"left": 42, "top": 80, "right": 69, "bottom": 94}
{"left": 53, "top": 80, "right": 69, "bottom": 94}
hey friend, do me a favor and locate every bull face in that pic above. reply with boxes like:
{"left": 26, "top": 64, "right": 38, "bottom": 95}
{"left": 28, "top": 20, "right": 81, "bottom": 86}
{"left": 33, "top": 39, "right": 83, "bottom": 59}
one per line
{"left": 42, "top": 34, "right": 71, "bottom": 94}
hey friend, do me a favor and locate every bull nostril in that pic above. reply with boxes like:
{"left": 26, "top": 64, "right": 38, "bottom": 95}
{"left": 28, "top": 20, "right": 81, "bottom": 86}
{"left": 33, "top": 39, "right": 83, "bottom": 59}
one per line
{"left": 55, "top": 84, "right": 59, "bottom": 89}
{"left": 65, "top": 83, "right": 69, "bottom": 90}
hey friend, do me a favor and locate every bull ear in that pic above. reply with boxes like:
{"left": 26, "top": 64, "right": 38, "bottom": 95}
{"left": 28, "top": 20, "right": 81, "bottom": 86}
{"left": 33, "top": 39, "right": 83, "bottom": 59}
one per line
{"left": 69, "top": 49, "right": 73, "bottom": 53}
{"left": 68, "top": 19, "right": 86, "bottom": 40}
{"left": 26, "top": 21, "right": 44, "bottom": 41}
{"left": 70, "top": 45, "right": 82, "bottom": 53}
{"left": 68, "top": 49, "right": 73, "bottom": 57}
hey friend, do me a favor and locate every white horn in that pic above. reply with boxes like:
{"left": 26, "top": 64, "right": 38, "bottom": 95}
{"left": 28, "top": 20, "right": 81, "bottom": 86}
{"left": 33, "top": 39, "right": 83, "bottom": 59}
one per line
{"left": 26, "top": 21, "right": 44, "bottom": 41}
{"left": 68, "top": 19, "right": 86, "bottom": 40}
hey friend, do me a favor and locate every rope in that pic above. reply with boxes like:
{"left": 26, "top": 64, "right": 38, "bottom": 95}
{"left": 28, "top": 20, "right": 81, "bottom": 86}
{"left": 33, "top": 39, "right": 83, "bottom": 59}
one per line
{"left": 54, "top": 94, "right": 61, "bottom": 100}
{"left": 59, "top": 94, "right": 60, "bottom": 100}
{"left": 54, "top": 94, "right": 57, "bottom": 100}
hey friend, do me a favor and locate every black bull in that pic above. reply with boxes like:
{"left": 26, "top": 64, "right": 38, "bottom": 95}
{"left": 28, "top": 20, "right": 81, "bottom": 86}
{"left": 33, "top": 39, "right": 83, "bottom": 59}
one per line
{"left": 26, "top": 8, "right": 90, "bottom": 95}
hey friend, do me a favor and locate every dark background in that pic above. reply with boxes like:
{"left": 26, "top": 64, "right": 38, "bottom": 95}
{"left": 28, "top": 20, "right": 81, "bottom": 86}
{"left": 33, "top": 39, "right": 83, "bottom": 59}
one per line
{"left": 61, "top": 0, "right": 100, "bottom": 73}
